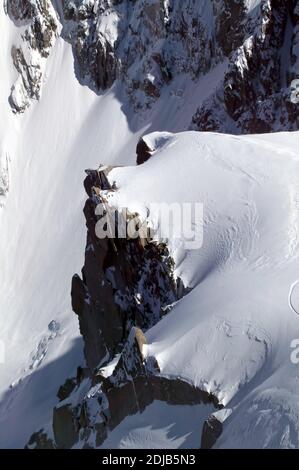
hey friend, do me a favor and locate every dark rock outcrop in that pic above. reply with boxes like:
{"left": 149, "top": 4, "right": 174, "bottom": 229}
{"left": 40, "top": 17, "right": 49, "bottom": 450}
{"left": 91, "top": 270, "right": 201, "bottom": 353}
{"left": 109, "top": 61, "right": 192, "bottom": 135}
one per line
{"left": 192, "top": 0, "right": 299, "bottom": 133}
{"left": 50, "top": 350, "right": 222, "bottom": 449}
{"left": 57, "top": 377, "right": 77, "bottom": 402}
{"left": 7, "top": 0, "right": 58, "bottom": 113}
{"left": 6, "top": 0, "right": 299, "bottom": 131}
{"left": 7, "top": 0, "right": 35, "bottom": 21}
{"left": 136, "top": 137, "right": 154, "bottom": 165}
{"left": 201, "top": 415, "right": 223, "bottom": 449}
{"left": 53, "top": 404, "right": 80, "bottom": 449}
{"left": 26, "top": 429, "right": 56, "bottom": 449}
{"left": 71, "top": 167, "right": 182, "bottom": 370}
{"left": 46, "top": 165, "right": 220, "bottom": 449}
{"left": 59, "top": 0, "right": 248, "bottom": 108}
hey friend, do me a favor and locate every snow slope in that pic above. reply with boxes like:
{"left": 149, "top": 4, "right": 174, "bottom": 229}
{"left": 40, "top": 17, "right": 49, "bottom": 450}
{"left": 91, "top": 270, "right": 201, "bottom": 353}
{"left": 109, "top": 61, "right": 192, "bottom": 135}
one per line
{"left": 106, "top": 130, "right": 299, "bottom": 448}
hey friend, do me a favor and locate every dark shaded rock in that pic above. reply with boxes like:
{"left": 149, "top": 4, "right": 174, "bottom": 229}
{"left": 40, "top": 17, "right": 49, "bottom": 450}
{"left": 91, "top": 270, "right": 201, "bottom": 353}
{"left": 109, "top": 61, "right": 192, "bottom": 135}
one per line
{"left": 57, "top": 377, "right": 77, "bottom": 401}
{"left": 214, "top": 0, "right": 247, "bottom": 57}
{"left": 71, "top": 167, "right": 181, "bottom": 370}
{"left": 76, "top": 366, "right": 90, "bottom": 384}
{"left": 136, "top": 138, "right": 153, "bottom": 165}
{"left": 26, "top": 429, "right": 56, "bottom": 449}
{"left": 150, "top": 376, "right": 221, "bottom": 408}
{"left": 193, "top": 0, "right": 299, "bottom": 133}
{"left": 27, "top": 165, "right": 216, "bottom": 449}
{"left": 142, "top": 78, "right": 160, "bottom": 98}
{"left": 53, "top": 404, "right": 79, "bottom": 449}
{"left": 201, "top": 415, "right": 223, "bottom": 449}
{"left": 83, "top": 168, "right": 111, "bottom": 197}
{"left": 7, "top": 0, "right": 35, "bottom": 21}
{"left": 8, "top": 0, "right": 58, "bottom": 113}
{"left": 71, "top": 274, "right": 86, "bottom": 317}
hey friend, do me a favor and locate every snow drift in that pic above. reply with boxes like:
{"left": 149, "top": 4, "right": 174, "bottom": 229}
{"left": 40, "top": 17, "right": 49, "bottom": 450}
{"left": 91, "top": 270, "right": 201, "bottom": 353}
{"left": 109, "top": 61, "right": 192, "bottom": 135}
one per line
{"left": 106, "top": 130, "right": 299, "bottom": 448}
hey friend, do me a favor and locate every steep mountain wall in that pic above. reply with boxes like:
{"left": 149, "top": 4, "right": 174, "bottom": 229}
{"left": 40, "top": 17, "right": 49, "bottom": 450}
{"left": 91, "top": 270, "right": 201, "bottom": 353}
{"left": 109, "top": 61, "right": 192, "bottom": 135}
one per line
{"left": 6, "top": 0, "right": 299, "bottom": 132}
{"left": 71, "top": 167, "right": 183, "bottom": 370}
{"left": 192, "top": 0, "right": 299, "bottom": 133}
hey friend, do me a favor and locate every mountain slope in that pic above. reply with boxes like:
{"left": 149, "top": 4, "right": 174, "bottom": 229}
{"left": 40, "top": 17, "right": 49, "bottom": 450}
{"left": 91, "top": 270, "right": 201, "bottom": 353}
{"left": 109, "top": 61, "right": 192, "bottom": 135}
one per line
{"left": 0, "top": 31, "right": 139, "bottom": 448}
{"left": 1, "top": 0, "right": 299, "bottom": 449}
{"left": 26, "top": 130, "right": 299, "bottom": 449}
{"left": 0, "top": 6, "right": 226, "bottom": 447}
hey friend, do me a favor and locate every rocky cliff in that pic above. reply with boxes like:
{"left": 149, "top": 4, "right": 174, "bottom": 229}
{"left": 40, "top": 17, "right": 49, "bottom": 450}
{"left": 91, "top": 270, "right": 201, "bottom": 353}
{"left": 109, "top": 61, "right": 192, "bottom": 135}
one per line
{"left": 71, "top": 165, "right": 183, "bottom": 371}
{"left": 6, "top": 0, "right": 59, "bottom": 112}
{"left": 192, "top": 0, "right": 299, "bottom": 133}
{"left": 5, "top": 0, "right": 299, "bottom": 132}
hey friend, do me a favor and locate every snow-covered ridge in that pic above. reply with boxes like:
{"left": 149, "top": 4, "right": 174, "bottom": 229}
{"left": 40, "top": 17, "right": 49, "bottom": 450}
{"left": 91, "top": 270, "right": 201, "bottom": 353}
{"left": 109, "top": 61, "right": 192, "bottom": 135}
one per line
{"left": 26, "top": 130, "right": 299, "bottom": 449}
{"left": 106, "top": 131, "right": 299, "bottom": 448}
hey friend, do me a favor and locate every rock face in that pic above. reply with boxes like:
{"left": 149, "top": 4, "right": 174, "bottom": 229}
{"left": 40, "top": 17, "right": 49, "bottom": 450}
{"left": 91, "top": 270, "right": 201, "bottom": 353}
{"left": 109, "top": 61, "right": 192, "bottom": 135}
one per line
{"left": 6, "top": 0, "right": 299, "bottom": 132}
{"left": 136, "top": 137, "right": 154, "bottom": 165}
{"left": 26, "top": 429, "right": 55, "bottom": 449}
{"left": 57, "top": 0, "right": 249, "bottom": 108}
{"left": 60, "top": 0, "right": 199, "bottom": 101}
{"left": 192, "top": 0, "right": 299, "bottom": 133}
{"left": 201, "top": 415, "right": 223, "bottom": 449}
{"left": 6, "top": 0, "right": 59, "bottom": 112}
{"left": 71, "top": 166, "right": 183, "bottom": 370}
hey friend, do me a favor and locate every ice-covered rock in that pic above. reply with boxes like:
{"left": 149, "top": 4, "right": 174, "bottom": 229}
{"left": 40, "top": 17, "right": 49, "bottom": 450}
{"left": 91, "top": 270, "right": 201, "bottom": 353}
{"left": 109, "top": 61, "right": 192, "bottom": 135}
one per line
{"left": 7, "top": 0, "right": 59, "bottom": 112}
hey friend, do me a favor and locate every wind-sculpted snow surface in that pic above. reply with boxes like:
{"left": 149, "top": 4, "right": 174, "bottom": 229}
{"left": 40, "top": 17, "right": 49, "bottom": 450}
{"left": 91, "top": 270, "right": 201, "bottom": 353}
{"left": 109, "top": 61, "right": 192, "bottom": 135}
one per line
{"left": 26, "top": 130, "right": 299, "bottom": 449}
{"left": 104, "top": 131, "right": 299, "bottom": 448}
